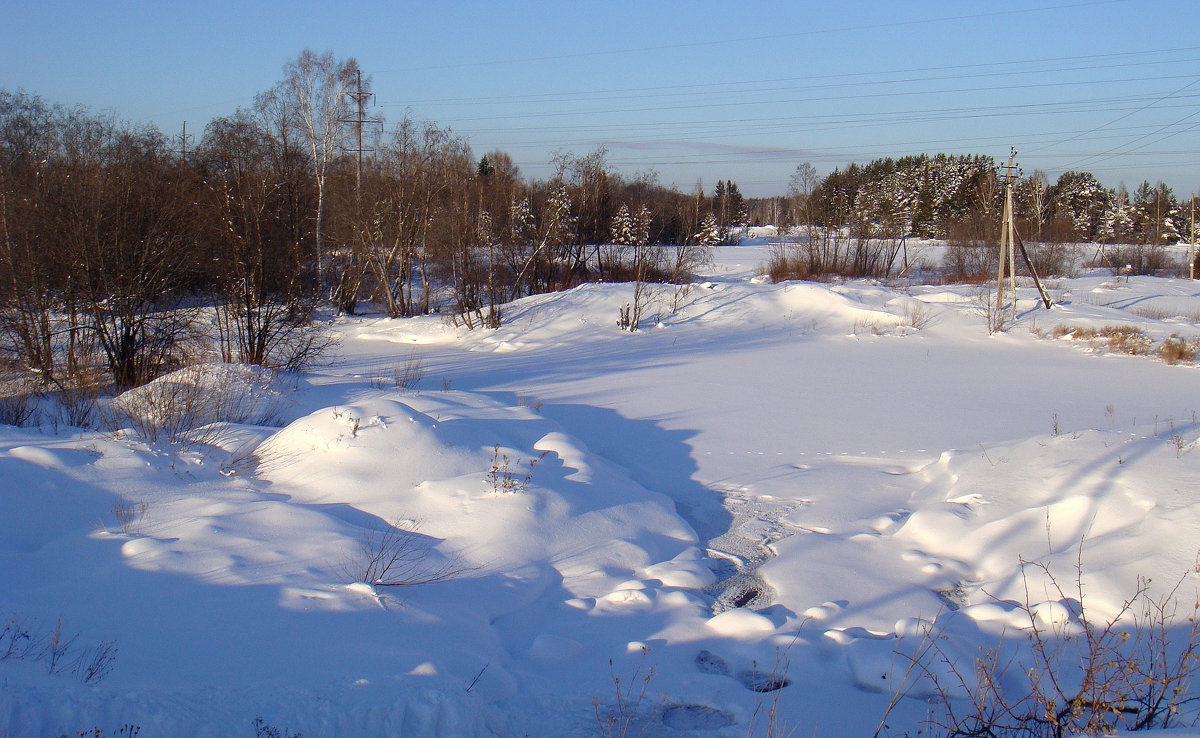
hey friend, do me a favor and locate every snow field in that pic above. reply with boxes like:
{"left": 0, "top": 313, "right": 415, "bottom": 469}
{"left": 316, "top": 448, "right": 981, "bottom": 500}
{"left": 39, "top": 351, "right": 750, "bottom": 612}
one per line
{"left": 5, "top": 246, "right": 1200, "bottom": 735}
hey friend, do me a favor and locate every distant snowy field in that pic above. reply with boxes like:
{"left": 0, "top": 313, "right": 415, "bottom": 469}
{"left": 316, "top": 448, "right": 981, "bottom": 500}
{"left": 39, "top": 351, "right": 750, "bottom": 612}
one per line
{"left": 5, "top": 244, "right": 1200, "bottom": 736}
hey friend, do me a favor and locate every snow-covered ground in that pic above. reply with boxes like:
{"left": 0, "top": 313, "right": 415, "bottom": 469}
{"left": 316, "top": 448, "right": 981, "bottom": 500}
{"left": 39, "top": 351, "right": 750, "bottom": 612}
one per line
{"left": 5, "top": 245, "right": 1200, "bottom": 736}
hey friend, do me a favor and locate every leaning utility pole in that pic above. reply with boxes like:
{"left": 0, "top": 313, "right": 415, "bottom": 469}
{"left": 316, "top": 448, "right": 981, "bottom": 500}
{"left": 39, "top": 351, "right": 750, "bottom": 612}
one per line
{"left": 341, "top": 69, "right": 381, "bottom": 197}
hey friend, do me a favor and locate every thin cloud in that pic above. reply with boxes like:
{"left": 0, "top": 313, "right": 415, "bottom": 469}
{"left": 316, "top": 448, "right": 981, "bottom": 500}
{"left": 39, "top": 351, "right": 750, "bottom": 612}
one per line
{"left": 601, "top": 140, "right": 812, "bottom": 160}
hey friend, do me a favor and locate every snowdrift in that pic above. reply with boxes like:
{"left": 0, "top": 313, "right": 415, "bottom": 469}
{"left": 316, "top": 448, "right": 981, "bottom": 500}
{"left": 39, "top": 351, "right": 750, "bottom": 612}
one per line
{"left": 5, "top": 251, "right": 1200, "bottom": 736}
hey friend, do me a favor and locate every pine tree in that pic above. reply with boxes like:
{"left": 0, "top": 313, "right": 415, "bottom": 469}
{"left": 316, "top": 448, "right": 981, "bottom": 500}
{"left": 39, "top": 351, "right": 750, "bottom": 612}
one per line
{"left": 713, "top": 181, "right": 727, "bottom": 227}
{"left": 510, "top": 197, "right": 535, "bottom": 245}
{"left": 727, "top": 181, "right": 747, "bottom": 228}
{"left": 696, "top": 213, "right": 721, "bottom": 246}
{"left": 610, "top": 203, "right": 634, "bottom": 245}
{"left": 542, "top": 184, "right": 576, "bottom": 257}
{"left": 633, "top": 204, "right": 652, "bottom": 247}
{"left": 1052, "top": 171, "right": 1109, "bottom": 241}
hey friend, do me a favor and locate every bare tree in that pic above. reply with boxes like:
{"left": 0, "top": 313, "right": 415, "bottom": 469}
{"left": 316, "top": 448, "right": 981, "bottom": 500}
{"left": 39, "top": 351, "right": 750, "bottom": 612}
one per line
{"left": 198, "top": 111, "right": 327, "bottom": 371}
{"left": 268, "top": 50, "right": 357, "bottom": 293}
{"left": 50, "top": 119, "right": 200, "bottom": 388}
{"left": 0, "top": 91, "right": 62, "bottom": 381}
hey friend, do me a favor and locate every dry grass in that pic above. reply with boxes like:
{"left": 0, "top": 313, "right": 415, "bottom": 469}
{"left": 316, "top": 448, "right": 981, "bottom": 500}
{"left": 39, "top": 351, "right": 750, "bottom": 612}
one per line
{"left": 1131, "top": 306, "right": 1200, "bottom": 324}
{"left": 1130, "top": 306, "right": 1173, "bottom": 321}
{"left": 1158, "top": 335, "right": 1199, "bottom": 365}
{"left": 1046, "top": 324, "right": 1200, "bottom": 367}
{"left": 1049, "top": 324, "right": 1154, "bottom": 355}
{"left": 852, "top": 318, "right": 888, "bottom": 336}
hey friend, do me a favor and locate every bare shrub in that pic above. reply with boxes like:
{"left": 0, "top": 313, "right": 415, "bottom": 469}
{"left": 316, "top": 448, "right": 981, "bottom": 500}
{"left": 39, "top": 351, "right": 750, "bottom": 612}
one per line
{"left": 51, "top": 383, "right": 102, "bottom": 429}
{"left": 972, "top": 284, "right": 1013, "bottom": 334}
{"left": 214, "top": 299, "right": 336, "bottom": 373}
{"left": 766, "top": 243, "right": 811, "bottom": 282}
{"left": 617, "top": 280, "right": 651, "bottom": 332}
{"left": 487, "top": 444, "right": 547, "bottom": 493}
{"left": 107, "top": 364, "right": 282, "bottom": 447}
{"left": 341, "top": 518, "right": 473, "bottom": 588}
{"left": 43, "top": 342, "right": 108, "bottom": 429}
{"left": 1026, "top": 242, "right": 1082, "bottom": 278}
{"left": 901, "top": 300, "right": 933, "bottom": 330}
{"left": 450, "top": 304, "right": 503, "bottom": 331}
{"left": 371, "top": 355, "right": 424, "bottom": 392}
{"left": 110, "top": 500, "right": 148, "bottom": 536}
{"left": 1096, "top": 244, "right": 1180, "bottom": 276}
{"left": 913, "top": 558, "right": 1200, "bottom": 736}
{"left": 594, "top": 646, "right": 657, "bottom": 738}
{"left": 0, "top": 614, "right": 116, "bottom": 685}
{"left": 669, "top": 242, "right": 712, "bottom": 282}
{"left": 944, "top": 241, "right": 997, "bottom": 283}
{"left": 0, "top": 366, "right": 40, "bottom": 426}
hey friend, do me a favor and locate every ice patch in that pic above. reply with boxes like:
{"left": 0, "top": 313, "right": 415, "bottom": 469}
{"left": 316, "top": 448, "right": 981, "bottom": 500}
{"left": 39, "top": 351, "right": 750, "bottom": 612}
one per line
{"left": 661, "top": 703, "right": 736, "bottom": 729}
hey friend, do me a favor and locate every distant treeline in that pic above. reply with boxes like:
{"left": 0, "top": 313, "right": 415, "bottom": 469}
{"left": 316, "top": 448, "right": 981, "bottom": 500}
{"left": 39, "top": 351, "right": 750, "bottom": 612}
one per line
{"left": 1, "top": 51, "right": 1194, "bottom": 391}
{"left": 750, "top": 154, "right": 1196, "bottom": 246}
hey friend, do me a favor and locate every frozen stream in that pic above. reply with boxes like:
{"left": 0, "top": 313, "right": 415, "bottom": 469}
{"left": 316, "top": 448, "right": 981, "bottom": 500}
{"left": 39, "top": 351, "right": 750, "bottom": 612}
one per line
{"left": 705, "top": 485, "right": 804, "bottom": 613}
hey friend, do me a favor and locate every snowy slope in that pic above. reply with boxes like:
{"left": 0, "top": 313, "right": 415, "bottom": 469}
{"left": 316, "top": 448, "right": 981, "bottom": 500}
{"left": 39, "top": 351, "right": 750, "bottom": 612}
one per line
{"left": 4, "top": 247, "right": 1200, "bottom": 736}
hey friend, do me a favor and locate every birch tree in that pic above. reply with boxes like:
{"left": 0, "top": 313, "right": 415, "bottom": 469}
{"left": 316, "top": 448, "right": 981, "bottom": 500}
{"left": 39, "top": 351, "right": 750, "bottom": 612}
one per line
{"left": 270, "top": 50, "right": 357, "bottom": 292}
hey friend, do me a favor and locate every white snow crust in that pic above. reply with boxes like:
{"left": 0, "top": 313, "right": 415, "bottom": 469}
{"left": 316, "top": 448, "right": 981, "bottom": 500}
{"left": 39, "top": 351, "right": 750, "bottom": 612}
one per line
{"left": 5, "top": 246, "right": 1200, "bottom": 736}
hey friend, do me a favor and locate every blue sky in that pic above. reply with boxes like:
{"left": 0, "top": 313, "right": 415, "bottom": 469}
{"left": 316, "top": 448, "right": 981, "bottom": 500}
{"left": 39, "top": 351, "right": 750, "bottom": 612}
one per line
{"left": 4, "top": 0, "right": 1199, "bottom": 198}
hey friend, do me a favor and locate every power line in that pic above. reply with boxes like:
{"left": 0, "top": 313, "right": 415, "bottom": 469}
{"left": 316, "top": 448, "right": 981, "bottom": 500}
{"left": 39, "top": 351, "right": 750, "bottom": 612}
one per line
{"left": 388, "top": 47, "right": 1200, "bottom": 109}
{"left": 373, "top": 0, "right": 1129, "bottom": 74}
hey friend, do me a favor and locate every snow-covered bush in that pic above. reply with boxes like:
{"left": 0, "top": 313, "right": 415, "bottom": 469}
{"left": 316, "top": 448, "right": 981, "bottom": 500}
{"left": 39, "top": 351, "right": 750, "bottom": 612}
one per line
{"left": 107, "top": 363, "right": 284, "bottom": 446}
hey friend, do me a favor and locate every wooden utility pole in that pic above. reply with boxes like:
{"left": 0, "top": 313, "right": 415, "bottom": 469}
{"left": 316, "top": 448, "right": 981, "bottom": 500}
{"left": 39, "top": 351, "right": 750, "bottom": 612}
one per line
{"left": 995, "top": 148, "right": 1053, "bottom": 318}
{"left": 341, "top": 69, "right": 381, "bottom": 197}
{"left": 996, "top": 148, "right": 1019, "bottom": 320}
{"left": 1191, "top": 194, "right": 1196, "bottom": 280}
